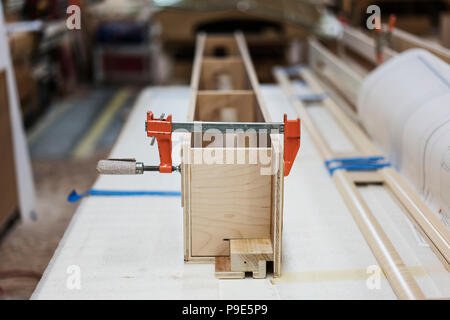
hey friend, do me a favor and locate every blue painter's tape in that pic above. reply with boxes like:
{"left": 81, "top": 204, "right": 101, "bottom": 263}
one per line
{"left": 284, "top": 65, "right": 304, "bottom": 76}
{"left": 297, "top": 93, "right": 327, "bottom": 103}
{"left": 328, "top": 163, "right": 391, "bottom": 176}
{"left": 67, "top": 189, "right": 181, "bottom": 203}
{"left": 324, "top": 156, "right": 391, "bottom": 176}
{"left": 324, "top": 156, "right": 385, "bottom": 167}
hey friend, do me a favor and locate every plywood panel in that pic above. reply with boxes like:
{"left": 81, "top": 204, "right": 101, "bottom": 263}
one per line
{"left": 199, "top": 57, "right": 249, "bottom": 90}
{"left": 196, "top": 90, "right": 256, "bottom": 122}
{"left": 191, "top": 150, "right": 272, "bottom": 256}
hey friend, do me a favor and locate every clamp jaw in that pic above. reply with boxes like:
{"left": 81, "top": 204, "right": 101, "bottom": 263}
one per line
{"left": 374, "top": 14, "right": 396, "bottom": 64}
{"left": 146, "top": 111, "right": 173, "bottom": 173}
{"left": 283, "top": 114, "right": 301, "bottom": 176}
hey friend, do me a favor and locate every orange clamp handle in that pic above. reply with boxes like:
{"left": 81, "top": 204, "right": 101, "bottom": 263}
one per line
{"left": 388, "top": 14, "right": 397, "bottom": 32}
{"left": 146, "top": 111, "right": 173, "bottom": 173}
{"left": 283, "top": 114, "right": 301, "bottom": 176}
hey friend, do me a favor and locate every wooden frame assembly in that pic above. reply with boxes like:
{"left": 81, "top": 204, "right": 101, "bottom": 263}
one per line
{"left": 274, "top": 65, "right": 450, "bottom": 300}
{"left": 310, "top": 25, "right": 450, "bottom": 111}
{"left": 181, "top": 33, "right": 284, "bottom": 279}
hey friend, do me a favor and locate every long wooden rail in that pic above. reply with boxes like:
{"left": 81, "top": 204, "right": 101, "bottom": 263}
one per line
{"left": 310, "top": 25, "right": 450, "bottom": 112}
{"left": 275, "top": 65, "right": 450, "bottom": 299}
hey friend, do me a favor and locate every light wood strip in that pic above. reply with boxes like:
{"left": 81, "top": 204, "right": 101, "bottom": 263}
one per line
{"left": 334, "top": 170, "right": 425, "bottom": 299}
{"left": 235, "top": 32, "right": 284, "bottom": 277}
{"left": 342, "top": 25, "right": 396, "bottom": 64}
{"left": 391, "top": 27, "right": 450, "bottom": 64}
{"left": 309, "top": 38, "right": 364, "bottom": 107}
{"left": 187, "top": 33, "right": 206, "bottom": 122}
{"left": 301, "top": 69, "right": 380, "bottom": 157}
{"left": 275, "top": 66, "right": 429, "bottom": 299}
{"left": 382, "top": 168, "right": 450, "bottom": 267}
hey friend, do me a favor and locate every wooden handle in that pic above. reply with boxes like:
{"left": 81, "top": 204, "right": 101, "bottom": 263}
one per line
{"left": 96, "top": 159, "right": 137, "bottom": 175}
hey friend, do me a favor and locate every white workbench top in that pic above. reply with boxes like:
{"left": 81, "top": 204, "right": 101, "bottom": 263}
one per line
{"left": 32, "top": 85, "right": 449, "bottom": 299}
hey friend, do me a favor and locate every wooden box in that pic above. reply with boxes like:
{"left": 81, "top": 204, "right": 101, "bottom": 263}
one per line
{"left": 180, "top": 33, "right": 284, "bottom": 278}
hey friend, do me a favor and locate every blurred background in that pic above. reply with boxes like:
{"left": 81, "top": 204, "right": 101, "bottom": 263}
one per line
{"left": 0, "top": 0, "right": 450, "bottom": 299}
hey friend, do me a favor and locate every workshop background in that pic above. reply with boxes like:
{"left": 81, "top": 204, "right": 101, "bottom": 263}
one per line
{"left": 0, "top": 0, "right": 450, "bottom": 299}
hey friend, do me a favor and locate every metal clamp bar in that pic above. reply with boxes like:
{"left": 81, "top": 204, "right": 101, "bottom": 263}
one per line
{"left": 171, "top": 121, "right": 284, "bottom": 133}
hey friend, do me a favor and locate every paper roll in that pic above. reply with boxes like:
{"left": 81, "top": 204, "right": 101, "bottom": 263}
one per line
{"left": 358, "top": 49, "right": 450, "bottom": 226}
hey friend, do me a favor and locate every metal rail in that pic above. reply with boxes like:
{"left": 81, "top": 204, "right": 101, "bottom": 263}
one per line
{"left": 171, "top": 121, "right": 284, "bottom": 133}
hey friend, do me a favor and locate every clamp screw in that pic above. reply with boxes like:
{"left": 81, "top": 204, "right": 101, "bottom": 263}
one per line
{"left": 150, "top": 113, "right": 165, "bottom": 146}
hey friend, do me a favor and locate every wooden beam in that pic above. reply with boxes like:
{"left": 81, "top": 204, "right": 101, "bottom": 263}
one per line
{"left": 235, "top": 31, "right": 285, "bottom": 277}
{"left": 391, "top": 27, "right": 450, "bottom": 65}
{"left": 308, "top": 38, "right": 364, "bottom": 107}
{"left": 342, "top": 24, "right": 450, "bottom": 65}
{"left": 274, "top": 66, "right": 441, "bottom": 299}
{"left": 381, "top": 168, "right": 450, "bottom": 267}
{"left": 301, "top": 69, "right": 379, "bottom": 156}
{"left": 333, "top": 170, "right": 425, "bottom": 300}
{"left": 342, "top": 25, "right": 396, "bottom": 65}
